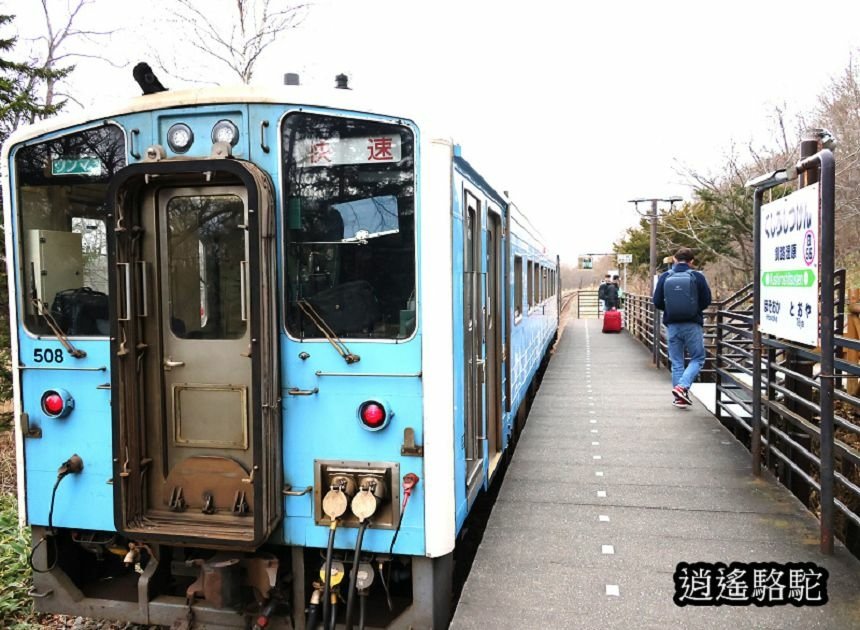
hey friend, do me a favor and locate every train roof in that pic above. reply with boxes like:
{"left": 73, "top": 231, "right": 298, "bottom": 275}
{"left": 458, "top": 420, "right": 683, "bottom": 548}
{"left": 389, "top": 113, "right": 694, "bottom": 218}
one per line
{"left": 3, "top": 83, "right": 553, "bottom": 259}
{"left": 2, "top": 83, "right": 426, "bottom": 148}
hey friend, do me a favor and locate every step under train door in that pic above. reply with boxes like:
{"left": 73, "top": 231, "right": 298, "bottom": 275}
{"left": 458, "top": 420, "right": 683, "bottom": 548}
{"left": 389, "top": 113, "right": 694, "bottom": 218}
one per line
{"left": 107, "top": 159, "right": 280, "bottom": 549}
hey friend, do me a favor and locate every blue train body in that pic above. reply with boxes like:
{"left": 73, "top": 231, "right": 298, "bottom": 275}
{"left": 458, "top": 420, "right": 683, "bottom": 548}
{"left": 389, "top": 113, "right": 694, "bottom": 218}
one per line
{"left": 3, "top": 83, "right": 558, "bottom": 628}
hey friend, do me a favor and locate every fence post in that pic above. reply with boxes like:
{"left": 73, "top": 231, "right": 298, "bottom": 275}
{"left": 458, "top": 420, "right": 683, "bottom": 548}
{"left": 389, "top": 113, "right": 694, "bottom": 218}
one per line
{"left": 793, "top": 146, "right": 836, "bottom": 555}
{"left": 715, "top": 306, "right": 724, "bottom": 424}
{"left": 813, "top": 150, "right": 836, "bottom": 555}
{"left": 752, "top": 187, "right": 764, "bottom": 476}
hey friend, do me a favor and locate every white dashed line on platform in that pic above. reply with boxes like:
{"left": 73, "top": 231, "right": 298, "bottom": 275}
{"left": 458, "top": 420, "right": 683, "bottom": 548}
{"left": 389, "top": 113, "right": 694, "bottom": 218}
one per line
{"left": 606, "top": 585, "right": 620, "bottom": 597}
{"left": 602, "top": 545, "right": 615, "bottom": 555}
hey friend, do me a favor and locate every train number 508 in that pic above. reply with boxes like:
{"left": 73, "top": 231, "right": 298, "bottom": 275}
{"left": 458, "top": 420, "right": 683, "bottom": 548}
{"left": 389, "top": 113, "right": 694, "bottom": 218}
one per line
{"left": 33, "top": 348, "right": 64, "bottom": 364}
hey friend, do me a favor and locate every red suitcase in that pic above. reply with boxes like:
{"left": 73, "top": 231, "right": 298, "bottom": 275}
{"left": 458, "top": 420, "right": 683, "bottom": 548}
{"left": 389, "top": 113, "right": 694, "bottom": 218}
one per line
{"left": 602, "top": 308, "right": 622, "bottom": 333}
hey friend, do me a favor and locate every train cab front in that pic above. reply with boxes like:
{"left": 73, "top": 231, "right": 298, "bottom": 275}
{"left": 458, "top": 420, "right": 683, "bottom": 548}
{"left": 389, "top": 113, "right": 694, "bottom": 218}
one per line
{"left": 9, "top": 112, "right": 289, "bottom": 626}
{"left": 9, "top": 96, "right": 439, "bottom": 628}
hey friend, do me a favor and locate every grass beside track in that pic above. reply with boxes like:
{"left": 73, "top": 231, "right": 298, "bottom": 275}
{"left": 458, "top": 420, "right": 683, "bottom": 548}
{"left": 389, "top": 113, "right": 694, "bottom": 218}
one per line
{"left": 0, "top": 422, "right": 37, "bottom": 629}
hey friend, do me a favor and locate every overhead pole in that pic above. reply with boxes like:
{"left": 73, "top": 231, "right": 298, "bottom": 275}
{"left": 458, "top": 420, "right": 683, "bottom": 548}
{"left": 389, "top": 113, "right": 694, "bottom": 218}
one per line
{"left": 628, "top": 196, "right": 683, "bottom": 366}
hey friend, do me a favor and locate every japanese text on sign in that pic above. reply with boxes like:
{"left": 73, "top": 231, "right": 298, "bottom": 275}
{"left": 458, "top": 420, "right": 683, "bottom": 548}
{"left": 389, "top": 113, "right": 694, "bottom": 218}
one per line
{"left": 295, "top": 135, "right": 401, "bottom": 167}
{"left": 51, "top": 157, "right": 102, "bottom": 177}
{"left": 759, "top": 183, "right": 819, "bottom": 345}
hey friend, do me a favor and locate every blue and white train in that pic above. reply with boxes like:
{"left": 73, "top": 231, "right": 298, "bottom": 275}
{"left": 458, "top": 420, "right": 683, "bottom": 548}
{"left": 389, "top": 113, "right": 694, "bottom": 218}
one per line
{"left": 2, "top": 72, "right": 559, "bottom": 629}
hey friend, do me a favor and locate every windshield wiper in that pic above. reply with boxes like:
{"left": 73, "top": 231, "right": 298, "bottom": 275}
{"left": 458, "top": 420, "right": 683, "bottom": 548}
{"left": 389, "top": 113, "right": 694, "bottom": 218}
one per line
{"left": 31, "top": 297, "right": 87, "bottom": 359}
{"left": 297, "top": 299, "right": 360, "bottom": 365}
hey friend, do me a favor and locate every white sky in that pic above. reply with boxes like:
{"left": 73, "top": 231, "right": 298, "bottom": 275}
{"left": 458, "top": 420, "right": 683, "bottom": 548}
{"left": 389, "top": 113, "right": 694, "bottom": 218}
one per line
{"left": 10, "top": 0, "right": 860, "bottom": 265}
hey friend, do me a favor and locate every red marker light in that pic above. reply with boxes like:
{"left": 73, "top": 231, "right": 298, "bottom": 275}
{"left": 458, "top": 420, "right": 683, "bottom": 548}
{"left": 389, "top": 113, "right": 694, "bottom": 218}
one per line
{"left": 358, "top": 401, "right": 387, "bottom": 430}
{"left": 42, "top": 391, "right": 65, "bottom": 417}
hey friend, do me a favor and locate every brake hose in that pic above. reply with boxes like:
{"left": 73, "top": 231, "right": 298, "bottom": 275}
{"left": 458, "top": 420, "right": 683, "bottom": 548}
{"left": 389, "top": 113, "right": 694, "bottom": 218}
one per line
{"left": 29, "top": 456, "right": 83, "bottom": 573}
{"left": 343, "top": 519, "right": 370, "bottom": 630}
{"left": 359, "top": 589, "right": 367, "bottom": 630}
{"left": 388, "top": 473, "right": 419, "bottom": 556}
{"left": 305, "top": 585, "right": 322, "bottom": 630}
{"left": 383, "top": 473, "right": 420, "bottom": 608}
{"left": 322, "top": 520, "right": 338, "bottom": 629}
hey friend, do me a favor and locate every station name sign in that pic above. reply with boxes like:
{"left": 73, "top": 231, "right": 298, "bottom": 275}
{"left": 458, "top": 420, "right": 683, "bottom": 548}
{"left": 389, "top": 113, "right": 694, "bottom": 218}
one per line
{"left": 759, "top": 183, "right": 819, "bottom": 345}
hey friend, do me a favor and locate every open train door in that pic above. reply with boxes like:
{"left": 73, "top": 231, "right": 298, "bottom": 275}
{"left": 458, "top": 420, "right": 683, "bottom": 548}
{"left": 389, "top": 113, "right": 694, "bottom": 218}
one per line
{"left": 107, "top": 158, "right": 280, "bottom": 549}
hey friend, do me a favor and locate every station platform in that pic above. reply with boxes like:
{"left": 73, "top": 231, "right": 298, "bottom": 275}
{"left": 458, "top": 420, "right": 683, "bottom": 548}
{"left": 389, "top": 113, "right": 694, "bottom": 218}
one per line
{"left": 450, "top": 317, "right": 860, "bottom": 629}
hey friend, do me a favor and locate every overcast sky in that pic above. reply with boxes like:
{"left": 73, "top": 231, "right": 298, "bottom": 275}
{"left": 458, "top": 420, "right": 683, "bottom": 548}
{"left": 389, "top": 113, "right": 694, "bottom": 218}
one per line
{"left": 10, "top": 0, "right": 860, "bottom": 266}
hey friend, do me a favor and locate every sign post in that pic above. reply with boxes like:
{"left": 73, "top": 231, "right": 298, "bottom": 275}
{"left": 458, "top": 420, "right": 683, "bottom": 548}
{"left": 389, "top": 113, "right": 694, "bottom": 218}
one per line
{"left": 748, "top": 144, "right": 836, "bottom": 556}
{"left": 617, "top": 253, "right": 632, "bottom": 292}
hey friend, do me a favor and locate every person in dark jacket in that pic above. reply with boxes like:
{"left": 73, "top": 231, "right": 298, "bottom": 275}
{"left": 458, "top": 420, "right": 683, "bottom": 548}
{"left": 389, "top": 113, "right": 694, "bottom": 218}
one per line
{"left": 604, "top": 280, "right": 619, "bottom": 310}
{"left": 599, "top": 274, "right": 618, "bottom": 312}
{"left": 598, "top": 274, "right": 610, "bottom": 313}
{"left": 652, "top": 247, "right": 712, "bottom": 409}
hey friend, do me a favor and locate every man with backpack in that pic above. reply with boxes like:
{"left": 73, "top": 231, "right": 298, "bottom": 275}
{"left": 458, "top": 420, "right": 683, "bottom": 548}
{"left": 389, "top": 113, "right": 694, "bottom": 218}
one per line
{"left": 652, "top": 247, "right": 712, "bottom": 409}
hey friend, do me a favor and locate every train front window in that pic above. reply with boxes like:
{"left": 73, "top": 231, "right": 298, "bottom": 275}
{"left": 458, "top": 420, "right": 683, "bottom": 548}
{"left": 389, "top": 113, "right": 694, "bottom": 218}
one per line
{"left": 282, "top": 113, "right": 416, "bottom": 340}
{"left": 14, "top": 125, "right": 126, "bottom": 336}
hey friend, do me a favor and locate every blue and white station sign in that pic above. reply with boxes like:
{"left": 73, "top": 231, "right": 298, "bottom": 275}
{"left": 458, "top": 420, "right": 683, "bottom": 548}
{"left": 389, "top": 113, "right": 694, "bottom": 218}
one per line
{"left": 760, "top": 182, "right": 820, "bottom": 345}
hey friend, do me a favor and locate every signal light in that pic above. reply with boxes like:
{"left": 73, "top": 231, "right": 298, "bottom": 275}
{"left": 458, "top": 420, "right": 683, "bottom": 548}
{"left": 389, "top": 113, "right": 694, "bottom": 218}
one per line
{"left": 41, "top": 389, "right": 73, "bottom": 418}
{"left": 358, "top": 400, "right": 389, "bottom": 431}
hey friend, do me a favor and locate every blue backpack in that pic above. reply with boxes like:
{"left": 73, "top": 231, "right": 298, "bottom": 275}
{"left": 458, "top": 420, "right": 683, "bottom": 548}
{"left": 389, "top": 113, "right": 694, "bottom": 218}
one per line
{"left": 663, "top": 270, "right": 699, "bottom": 322}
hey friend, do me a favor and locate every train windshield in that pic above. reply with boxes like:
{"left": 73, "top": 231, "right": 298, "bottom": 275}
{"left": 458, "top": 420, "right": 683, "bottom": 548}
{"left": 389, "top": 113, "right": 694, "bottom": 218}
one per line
{"left": 14, "top": 125, "right": 126, "bottom": 336}
{"left": 282, "top": 113, "right": 416, "bottom": 340}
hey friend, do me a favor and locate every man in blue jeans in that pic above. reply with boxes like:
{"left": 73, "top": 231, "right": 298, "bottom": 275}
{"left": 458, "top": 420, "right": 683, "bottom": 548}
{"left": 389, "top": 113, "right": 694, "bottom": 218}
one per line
{"left": 652, "top": 247, "right": 712, "bottom": 409}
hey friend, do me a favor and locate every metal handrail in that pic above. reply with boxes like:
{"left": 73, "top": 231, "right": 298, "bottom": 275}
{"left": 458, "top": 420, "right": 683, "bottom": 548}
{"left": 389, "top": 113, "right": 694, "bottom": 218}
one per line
{"left": 622, "top": 267, "right": 860, "bottom": 557}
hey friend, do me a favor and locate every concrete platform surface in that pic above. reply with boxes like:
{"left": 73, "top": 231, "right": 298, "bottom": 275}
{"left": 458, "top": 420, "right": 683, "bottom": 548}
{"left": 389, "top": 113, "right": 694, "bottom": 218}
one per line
{"left": 450, "top": 318, "right": 860, "bottom": 630}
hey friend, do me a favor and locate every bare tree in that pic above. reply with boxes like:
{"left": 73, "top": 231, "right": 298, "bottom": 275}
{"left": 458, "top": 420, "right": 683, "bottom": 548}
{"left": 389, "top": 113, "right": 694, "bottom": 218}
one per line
{"left": 14, "top": 0, "right": 119, "bottom": 122}
{"left": 160, "top": 0, "right": 310, "bottom": 85}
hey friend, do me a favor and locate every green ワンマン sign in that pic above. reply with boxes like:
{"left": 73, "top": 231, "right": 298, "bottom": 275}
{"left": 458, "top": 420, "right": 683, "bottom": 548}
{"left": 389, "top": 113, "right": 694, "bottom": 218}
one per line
{"left": 51, "top": 157, "right": 102, "bottom": 176}
{"left": 761, "top": 269, "right": 816, "bottom": 288}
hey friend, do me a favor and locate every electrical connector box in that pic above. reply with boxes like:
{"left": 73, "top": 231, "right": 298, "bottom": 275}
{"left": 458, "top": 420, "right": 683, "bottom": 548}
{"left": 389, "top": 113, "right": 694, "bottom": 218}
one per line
{"left": 313, "top": 460, "right": 400, "bottom": 528}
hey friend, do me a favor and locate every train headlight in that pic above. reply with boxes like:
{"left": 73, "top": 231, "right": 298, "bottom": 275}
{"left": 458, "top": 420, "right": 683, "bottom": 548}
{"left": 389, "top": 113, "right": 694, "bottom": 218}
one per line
{"left": 358, "top": 400, "right": 391, "bottom": 431}
{"left": 167, "top": 123, "right": 194, "bottom": 153}
{"left": 211, "top": 120, "right": 240, "bottom": 146}
{"left": 41, "top": 388, "right": 74, "bottom": 418}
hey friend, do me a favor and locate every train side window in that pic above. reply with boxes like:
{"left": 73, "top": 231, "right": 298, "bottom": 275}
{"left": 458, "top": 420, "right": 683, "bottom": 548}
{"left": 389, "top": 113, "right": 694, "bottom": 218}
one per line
{"left": 538, "top": 266, "right": 544, "bottom": 302}
{"left": 527, "top": 261, "right": 534, "bottom": 310}
{"left": 514, "top": 256, "right": 522, "bottom": 321}
{"left": 14, "top": 125, "right": 126, "bottom": 336}
{"left": 542, "top": 267, "right": 548, "bottom": 302}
